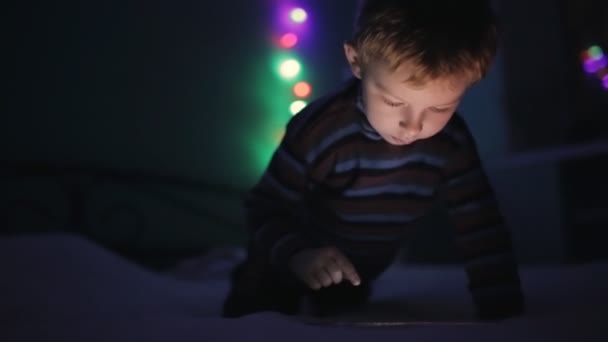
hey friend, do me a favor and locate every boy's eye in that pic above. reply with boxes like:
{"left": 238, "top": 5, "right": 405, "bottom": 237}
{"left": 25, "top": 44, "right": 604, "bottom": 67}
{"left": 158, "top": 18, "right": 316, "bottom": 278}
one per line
{"left": 382, "top": 97, "right": 402, "bottom": 107}
{"left": 430, "top": 107, "right": 453, "bottom": 113}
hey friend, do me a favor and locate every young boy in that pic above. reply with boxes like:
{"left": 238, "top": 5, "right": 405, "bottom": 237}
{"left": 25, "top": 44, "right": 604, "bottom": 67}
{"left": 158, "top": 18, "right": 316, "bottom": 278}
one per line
{"left": 223, "top": 0, "right": 525, "bottom": 320}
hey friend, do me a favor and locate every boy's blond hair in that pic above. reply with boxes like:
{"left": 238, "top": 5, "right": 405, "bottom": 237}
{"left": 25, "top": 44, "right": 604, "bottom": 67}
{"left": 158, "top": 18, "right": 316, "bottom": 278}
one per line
{"left": 353, "top": 0, "right": 498, "bottom": 85}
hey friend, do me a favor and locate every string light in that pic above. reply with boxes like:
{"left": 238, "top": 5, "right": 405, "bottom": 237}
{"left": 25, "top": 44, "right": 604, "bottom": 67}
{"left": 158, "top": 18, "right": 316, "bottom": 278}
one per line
{"left": 253, "top": 5, "right": 315, "bottom": 174}
{"left": 280, "top": 33, "right": 298, "bottom": 49}
{"left": 290, "top": 100, "right": 307, "bottom": 115}
{"left": 582, "top": 45, "right": 608, "bottom": 90}
{"left": 293, "top": 81, "right": 312, "bottom": 98}
{"left": 290, "top": 8, "right": 307, "bottom": 24}
{"left": 275, "top": 7, "right": 312, "bottom": 115}
{"left": 279, "top": 59, "right": 301, "bottom": 79}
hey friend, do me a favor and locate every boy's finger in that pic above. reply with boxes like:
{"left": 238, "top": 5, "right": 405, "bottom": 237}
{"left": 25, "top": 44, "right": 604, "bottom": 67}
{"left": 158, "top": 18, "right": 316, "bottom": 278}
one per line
{"left": 333, "top": 254, "right": 361, "bottom": 286}
{"left": 305, "top": 274, "right": 322, "bottom": 290}
{"left": 315, "top": 269, "right": 334, "bottom": 288}
{"left": 325, "top": 259, "right": 344, "bottom": 284}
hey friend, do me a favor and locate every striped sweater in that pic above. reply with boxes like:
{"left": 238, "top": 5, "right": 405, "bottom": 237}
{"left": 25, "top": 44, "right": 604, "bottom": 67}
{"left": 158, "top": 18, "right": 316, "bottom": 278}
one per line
{"left": 245, "top": 79, "right": 524, "bottom": 319}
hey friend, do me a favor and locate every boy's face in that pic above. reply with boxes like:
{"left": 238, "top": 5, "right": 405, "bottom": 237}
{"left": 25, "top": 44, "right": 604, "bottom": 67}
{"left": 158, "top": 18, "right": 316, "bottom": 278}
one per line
{"left": 344, "top": 43, "right": 471, "bottom": 146}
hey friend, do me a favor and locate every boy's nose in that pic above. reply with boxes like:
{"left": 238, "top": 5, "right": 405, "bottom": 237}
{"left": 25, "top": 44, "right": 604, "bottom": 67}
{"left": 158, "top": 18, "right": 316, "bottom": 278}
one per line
{"left": 398, "top": 119, "right": 422, "bottom": 137}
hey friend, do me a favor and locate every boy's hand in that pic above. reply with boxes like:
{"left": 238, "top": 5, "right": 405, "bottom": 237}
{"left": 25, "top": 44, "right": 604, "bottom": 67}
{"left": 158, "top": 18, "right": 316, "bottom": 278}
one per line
{"left": 288, "top": 247, "right": 361, "bottom": 290}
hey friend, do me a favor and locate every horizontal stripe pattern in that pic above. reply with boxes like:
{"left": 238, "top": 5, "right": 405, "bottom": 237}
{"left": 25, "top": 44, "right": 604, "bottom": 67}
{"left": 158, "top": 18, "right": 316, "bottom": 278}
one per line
{"left": 306, "top": 123, "right": 361, "bottom": 164}
{"left": 344, "top": 183, "right": 435, "bottom": 197}
{"left": 243, "top": 79, "right": 524, "bottom": 317}
{"left": 334, "top": 153, "right": 447, "bottom": 174}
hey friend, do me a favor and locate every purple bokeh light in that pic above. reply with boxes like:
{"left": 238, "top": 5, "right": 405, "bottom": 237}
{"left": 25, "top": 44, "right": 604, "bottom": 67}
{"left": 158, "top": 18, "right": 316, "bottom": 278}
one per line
{"left": 584, "top": 56, "right": 608, "bottom": 74}
{"left": 274, "top": 4, "right": 311, "bottom": 36}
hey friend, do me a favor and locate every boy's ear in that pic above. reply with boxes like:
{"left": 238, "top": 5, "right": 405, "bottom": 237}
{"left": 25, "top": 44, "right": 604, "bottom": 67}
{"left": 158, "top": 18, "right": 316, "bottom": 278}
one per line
{"left": 343, "top": 41, "right": 362, "bottom": 79}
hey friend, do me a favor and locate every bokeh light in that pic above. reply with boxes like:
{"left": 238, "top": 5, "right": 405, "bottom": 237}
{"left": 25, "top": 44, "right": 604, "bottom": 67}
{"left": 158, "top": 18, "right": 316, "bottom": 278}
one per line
{"left": 252, "top": 3, "right": 315, "bottom": 175}
{"left": 588, "top": 45, "right": 603, "bottom": 60}
{"left": 581, "top": 45, "right": 608, "bottom": 92}
{"left": 290, "top": 100, "right": 307, "bottom": 115}
{"left": 290, "top": 8, "right": 307, "bottom": 23}
{"left": 584, "top": 59, "right": 599, "bottom": 73}
{"left": 280, "top": 33, "right": 298, "bottom": 49}
{"left": 279, "top": 59, "right": 301, "bottom": 79}
{"left": 293, "top": 81, "right": 311, "bottom": 98}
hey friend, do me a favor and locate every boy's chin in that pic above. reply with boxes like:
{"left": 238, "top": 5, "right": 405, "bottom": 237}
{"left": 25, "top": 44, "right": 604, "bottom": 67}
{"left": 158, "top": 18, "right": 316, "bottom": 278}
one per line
{"left": 384, "top": 135, "right": 415, "bottom": 146}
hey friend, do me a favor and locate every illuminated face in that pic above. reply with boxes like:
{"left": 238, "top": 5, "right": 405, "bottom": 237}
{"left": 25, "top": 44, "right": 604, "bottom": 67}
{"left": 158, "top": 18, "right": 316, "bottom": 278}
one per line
{"left": 344, "top": 43, "right": 471, "bottom": 146}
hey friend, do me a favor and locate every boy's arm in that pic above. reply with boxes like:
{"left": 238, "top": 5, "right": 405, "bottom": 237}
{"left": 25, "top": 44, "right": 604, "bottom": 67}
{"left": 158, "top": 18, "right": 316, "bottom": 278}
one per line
{"left": 244, "top": 112, "right": 330, "bottom": 271}
{"left": 437, "top": 122, "right": 525, "bottom": 320}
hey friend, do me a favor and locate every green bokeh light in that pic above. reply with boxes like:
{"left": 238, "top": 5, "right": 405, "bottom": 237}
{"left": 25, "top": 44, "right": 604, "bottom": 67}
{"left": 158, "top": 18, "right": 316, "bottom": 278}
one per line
{"left": 272, "top": 53, "right": 306, "bottom": 83}
{"left": 589, "top": 45, "right": 604, "bottom": 60}
{"left": 278, "top": 58, "right": 301, "bottom": 79}
{"left": 245, "top": 50, "right": 309, "bottom": 178}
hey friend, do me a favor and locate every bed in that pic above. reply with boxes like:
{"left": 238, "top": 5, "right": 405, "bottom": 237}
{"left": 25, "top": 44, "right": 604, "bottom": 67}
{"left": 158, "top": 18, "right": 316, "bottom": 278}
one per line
{"left": 2, "top": 233, "right": 607, "bottom": 342}
{"left": 1, "top": 161, "right": 607, "bottom": 341}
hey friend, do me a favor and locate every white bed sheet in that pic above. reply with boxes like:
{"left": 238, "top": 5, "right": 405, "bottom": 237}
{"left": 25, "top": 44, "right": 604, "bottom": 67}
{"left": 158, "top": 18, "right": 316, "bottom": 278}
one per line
{"left": 1, "top": 234, "right": 606, "bottom": 341}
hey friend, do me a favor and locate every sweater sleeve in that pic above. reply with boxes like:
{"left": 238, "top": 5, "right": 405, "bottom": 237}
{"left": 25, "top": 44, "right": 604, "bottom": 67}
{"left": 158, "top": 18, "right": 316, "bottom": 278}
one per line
{"left": 244, "top": 107, "right": 333, "bottom": 270}
{"left": 436, "top": 120, "right": 525, "bottom": 320}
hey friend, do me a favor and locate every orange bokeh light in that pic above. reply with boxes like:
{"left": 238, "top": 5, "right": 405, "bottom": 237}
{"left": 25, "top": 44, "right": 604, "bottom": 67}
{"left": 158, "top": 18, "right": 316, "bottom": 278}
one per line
{"left": 293, "top": 81, "right": 311, "bottom": 98}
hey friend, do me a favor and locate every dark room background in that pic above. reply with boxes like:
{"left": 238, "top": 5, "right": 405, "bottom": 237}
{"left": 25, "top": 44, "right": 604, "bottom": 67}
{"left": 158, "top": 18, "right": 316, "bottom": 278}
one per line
{"left": 3, "top": 0, "right": 607, "bottom": 267}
